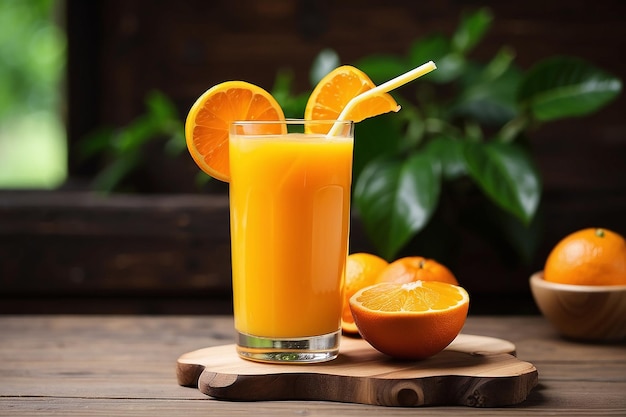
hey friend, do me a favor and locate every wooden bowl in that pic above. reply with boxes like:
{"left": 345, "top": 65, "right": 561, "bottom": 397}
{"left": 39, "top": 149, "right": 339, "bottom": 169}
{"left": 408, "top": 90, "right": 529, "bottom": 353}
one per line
{"left": 530, "top": 271, "right": 626, "bottom": 341}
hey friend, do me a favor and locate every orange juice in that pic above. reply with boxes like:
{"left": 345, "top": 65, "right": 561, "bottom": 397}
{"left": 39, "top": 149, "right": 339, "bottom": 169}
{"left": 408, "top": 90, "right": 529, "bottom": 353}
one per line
{"left": 229, "top": 126, "right": 353, "bottom": 339}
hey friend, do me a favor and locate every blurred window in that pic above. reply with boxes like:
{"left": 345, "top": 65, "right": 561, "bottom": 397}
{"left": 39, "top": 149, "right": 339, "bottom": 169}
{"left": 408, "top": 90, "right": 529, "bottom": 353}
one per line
{"left": 0, "top": 0, "right": 67, "bottom": 189}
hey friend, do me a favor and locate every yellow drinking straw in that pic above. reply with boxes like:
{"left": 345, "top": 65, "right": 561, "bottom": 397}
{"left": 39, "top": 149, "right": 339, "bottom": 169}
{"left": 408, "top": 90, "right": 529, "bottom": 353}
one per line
{"left": 328, "top": 60, "right": 437, "bottom": 137}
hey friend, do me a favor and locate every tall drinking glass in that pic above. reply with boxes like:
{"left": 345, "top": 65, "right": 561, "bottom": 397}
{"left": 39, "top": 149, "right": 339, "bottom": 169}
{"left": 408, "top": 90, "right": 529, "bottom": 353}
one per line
{"left": 228, "top": 119, "right": 354, "bottom": 363}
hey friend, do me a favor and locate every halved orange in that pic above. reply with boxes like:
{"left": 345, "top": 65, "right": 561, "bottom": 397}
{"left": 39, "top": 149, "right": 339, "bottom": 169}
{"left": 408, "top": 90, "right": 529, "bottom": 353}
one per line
{"left": 350, "top": 281, "right": 469, "bottom": 360}
{"left": 185, "top": 81, "right": 285, "bottom": 182}
{"left": 304, "top": 65, "right": 400, "bottom": 133}
{"left": 376, "top": 256, "right": 459, "bottom": 286}
{"left": 341, "top": 253, "right": 389, "bottom": 335}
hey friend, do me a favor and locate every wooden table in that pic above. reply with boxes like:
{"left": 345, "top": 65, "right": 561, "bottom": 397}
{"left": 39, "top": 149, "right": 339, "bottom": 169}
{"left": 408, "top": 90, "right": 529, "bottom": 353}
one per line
{"left": 1, "top": 315, "right": 624, "bottom": 416}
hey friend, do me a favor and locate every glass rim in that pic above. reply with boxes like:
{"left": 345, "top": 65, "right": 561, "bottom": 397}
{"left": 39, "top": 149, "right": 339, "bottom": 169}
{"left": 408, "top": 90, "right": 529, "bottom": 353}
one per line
{"left": 231, "top": 118, "right": 354, "bottom": 125}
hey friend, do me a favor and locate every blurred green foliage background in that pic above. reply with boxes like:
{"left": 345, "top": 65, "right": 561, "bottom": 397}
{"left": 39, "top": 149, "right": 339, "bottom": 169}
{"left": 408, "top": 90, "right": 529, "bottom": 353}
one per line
{"left": 0, "top": 0, "right": 66, "bottom": 189}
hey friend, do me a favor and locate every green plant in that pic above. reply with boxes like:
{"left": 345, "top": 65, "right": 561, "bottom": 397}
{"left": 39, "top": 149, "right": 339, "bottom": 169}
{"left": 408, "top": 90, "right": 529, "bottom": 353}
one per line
{"left": 80, "top": 8, "right": 621, "bottom": 269}
{"left": 79, "top": 91, "right": 186, "bottom": 192}
{"left": 274, "top": 8, "right": 622, "bottom": 264}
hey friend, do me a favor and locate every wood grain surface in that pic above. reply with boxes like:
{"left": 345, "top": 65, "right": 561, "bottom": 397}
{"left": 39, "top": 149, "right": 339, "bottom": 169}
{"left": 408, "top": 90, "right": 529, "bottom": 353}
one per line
{"left": 177, "top": 334, "right": 538, "bottom": 407}
{"left": 2, "top": 315, "right": 625, "bottom": 416}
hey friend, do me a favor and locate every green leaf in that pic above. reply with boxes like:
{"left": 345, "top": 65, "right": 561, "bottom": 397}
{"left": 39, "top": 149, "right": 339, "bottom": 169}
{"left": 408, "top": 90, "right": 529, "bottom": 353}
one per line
{"left": 78, "top": 127, "right": 115, "bottom": 158}
{"left": 272, "top": 70, "right": 310, "bottom": 118}
{"left": 309, "top": 48, "right": 340, "bottom": 86}
{"left": 272, "top": 69, "right": 294, "bottom": 93}
{"left": 353, "top": 114, "right": 404, "bottom": 180}
{"left": 113, "top": 115, "right": 161, "bottom": 153}
{"left": 146, "top": 90, "right": 178, "bottom": 120}
{"left": 285, "top": 93, "right": 309, "bottom": 119}
{"left": 272, "top": 70, "right": 297, "bottom": 116}
{"left": 451, "top": 8, "right": 493, "bottom": 54}
{"left": 354, "top": 55, "right": 410, "bottom": 85}
{"left": 163, "top": 124, "right": 186, "bottom": 156}
{"left": 408, "top": 35, "right": 464, "bottom": 83}
{"left": 482, "top": 46, "right": 516, "bottom": 81}
{"left": 91, "top": 152, "right": 141, "bottom": 193}
{"left": 519, "top": 56, "right": 622, "bottom": 121}
{"left": 423, "top": 136, "right": 467, "bottom": 180}
{"left": 409, "top": 34, "right": 450, "bottom": 67}
{"left": 463, "top": 142, "right": 541, "bottom": 224}
{"left": 450, "top": 63, "right": 521, "bottom": 126}
{"left": 403, "top": 109, "right": 425, "bottom": 149}
{"left": 354, "top": 153, "right": 441, "bottom": 260}
{"left": 432, "top": 53, "right": 467, "bottom": 84}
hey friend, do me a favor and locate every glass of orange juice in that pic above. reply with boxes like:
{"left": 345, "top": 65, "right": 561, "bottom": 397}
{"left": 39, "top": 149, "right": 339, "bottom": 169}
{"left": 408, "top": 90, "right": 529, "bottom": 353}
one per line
{"left": 229, "top": 119, "right": 354, "bottom": 363}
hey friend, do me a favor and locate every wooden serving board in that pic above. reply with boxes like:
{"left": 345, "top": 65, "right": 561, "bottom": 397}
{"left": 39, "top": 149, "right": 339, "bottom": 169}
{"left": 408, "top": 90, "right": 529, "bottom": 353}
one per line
{"left": 177, "top": 334, "right": 538, "bottom": 407}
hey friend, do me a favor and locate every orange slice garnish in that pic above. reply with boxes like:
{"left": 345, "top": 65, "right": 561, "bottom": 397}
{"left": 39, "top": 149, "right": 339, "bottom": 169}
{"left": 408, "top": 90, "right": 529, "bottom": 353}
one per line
{"left": 304, "top": 65, "right": 400, "bottom": 133}
{"left": 185, "top": 81, "right": 285, "bottom": 182}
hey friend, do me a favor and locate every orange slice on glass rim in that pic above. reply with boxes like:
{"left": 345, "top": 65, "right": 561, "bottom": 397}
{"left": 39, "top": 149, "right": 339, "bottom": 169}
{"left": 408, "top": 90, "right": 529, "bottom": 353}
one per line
{"left": 185, "top": 81, "right": 286, "bottom": 182}
{"left": 304, "top": 65, "right": 400, "bottom": 134}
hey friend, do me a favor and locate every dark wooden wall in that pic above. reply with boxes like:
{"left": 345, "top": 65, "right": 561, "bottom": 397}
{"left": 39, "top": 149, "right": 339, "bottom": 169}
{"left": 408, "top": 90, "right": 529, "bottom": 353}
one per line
{"left": 66, "top": 0, "right": 626, "bottom": 194}
{"left": 1, "top": 0, "right": 624, "bottom": 315}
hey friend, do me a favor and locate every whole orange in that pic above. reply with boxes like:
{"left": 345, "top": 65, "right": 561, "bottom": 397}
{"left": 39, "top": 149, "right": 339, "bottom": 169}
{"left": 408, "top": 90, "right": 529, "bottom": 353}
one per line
{"left": 341, "top": 253, "right": 389, "bottom": 334}
{"left": 544, "top": 228, "right": 626, "bottom": 286}
{"left": 376, "top": 256, "right": 459, "bottom": 286}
